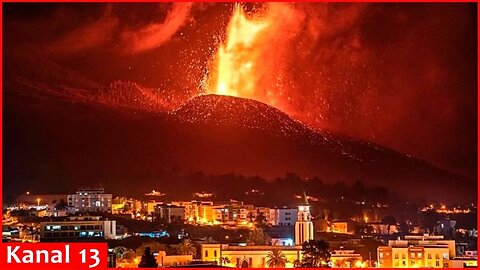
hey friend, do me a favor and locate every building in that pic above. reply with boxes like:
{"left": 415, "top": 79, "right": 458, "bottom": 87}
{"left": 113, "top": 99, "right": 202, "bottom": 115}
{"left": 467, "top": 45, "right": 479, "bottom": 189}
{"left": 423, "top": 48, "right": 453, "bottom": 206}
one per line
{"left": 154, "top": 203, "right": 185, "bottom": 223}
{"left": 377, "top": 235, "right": 455, "bottom": 268}
{"left": 295, "top": 191, "right": 314, "bottom": 245}
{"left": 451, "top": 251, "right": 478, "bottom": 268}
{"left": 269, "top": 207, "right": 297, "bottom": 226}
{"left": 367, "top": 222, "right": 399, "bottom": 235}
{"left": 199, "top": 191, "right": 314, "bottom": 267}
{"left": 45, "top": 203, "right": 77, "bottom": 217}
{"left": 330, "top": 250, "right": 364, "bottom": 268}
{"left": 67, "top": 188, "right": 112, "bottom": 212}
{"left": 201, "top": 244, "right": 302, "bottom": 268}
{"left": 156, "top": 251, "right": 193, "bottom": 267}
{"left": 40, "top": 216, "right": 116, "bottom": 241}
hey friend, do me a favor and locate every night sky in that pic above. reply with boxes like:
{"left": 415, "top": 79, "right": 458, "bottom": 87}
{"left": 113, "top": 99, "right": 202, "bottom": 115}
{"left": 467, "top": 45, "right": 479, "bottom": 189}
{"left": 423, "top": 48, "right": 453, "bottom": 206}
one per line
{"left": 4, "top": 3, "right": 477, "bottom": 181}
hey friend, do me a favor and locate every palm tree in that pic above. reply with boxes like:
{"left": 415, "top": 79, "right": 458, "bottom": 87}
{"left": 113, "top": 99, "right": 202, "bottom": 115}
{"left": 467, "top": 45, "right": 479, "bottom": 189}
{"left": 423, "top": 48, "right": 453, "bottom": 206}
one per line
{"left": 176, "top": 239, "right": 196, "bottom": 255}
{"left": 301, "top": 239, "right": 331, "bottom": 267}
{"left": 266, "top": 250, "right": 288, "bottom": 268}
{"left": 219, "top": 256, "right": 231, "bottom": 266}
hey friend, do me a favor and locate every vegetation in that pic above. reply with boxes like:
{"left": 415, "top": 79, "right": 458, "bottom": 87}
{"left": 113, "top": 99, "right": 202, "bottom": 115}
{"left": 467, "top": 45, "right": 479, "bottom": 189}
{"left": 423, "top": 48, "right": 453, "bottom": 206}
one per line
{"left": 247, "top": 228, "right": 271, "bottom": 246}
{"left": 176, "top": 239, "right": 196, "bottom": 255}
{"left": 301, "top": 239, "right": 331, "bottom": 267}
{"left": 112, "top": 246, "right": 136, "bottom": 264}
{"left": 219, "top": 256, "right": 231, "bottom": 266}
{"left": 135, "top": 241, "right": 165, "bottom": 256}
{"left": 266, "top": 250, "right": 288, "bottom": 268}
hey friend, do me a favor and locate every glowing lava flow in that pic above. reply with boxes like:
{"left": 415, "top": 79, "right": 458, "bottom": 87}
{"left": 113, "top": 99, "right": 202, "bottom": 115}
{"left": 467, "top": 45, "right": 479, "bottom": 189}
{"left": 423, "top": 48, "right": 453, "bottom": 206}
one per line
{"left": 209, "top": 5, "right": 270, "bottom": 99}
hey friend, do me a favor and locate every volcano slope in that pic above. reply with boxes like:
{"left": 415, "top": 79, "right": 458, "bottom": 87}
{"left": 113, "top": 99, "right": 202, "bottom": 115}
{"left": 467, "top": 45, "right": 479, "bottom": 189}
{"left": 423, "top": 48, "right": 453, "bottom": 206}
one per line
{"left": 4, "top": 92, "right": 476, "bottom": 203}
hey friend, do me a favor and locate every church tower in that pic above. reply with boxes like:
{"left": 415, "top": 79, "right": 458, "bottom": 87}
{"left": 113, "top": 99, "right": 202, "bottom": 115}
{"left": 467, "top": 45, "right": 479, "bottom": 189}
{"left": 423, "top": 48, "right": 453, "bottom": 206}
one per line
{"left": 295, "top": 190, "right": 314, "bottom": 245}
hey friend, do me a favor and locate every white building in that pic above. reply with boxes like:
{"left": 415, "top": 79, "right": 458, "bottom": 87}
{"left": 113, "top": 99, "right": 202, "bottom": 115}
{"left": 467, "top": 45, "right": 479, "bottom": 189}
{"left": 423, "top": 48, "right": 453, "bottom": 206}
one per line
{"left": 40, "top": 216, "right": 116, "bottom": 240}
{"left": 295, "top": 191, "right": 314, "bottom": 245}
{"left": 269, "top": 207, "right": 298, "bottom": 226}
{"left": 200, "top": 191, "right": 315, "bottom": 267}
{"left": 67, "top": 188, "right": 112, "bottom": 212}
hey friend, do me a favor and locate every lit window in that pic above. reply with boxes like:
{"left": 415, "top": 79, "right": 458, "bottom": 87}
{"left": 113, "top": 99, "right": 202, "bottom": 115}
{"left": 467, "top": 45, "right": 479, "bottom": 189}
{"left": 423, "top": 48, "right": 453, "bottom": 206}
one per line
{"left": 418, "top": 253, "right": 422, "bottom": 258}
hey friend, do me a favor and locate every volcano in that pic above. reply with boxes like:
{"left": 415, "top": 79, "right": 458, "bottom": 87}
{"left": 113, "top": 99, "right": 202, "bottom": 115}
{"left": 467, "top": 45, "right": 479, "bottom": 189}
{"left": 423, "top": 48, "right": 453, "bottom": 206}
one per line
{"left": 4, "top": 86, "right": 475, "bottom": 203}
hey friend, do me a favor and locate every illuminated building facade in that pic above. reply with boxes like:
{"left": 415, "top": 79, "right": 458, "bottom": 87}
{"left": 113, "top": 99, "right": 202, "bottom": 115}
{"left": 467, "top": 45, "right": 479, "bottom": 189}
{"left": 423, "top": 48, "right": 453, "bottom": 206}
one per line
{"left": 200, "top": 244, "right": 302, "bottom": 268}
{"left": 377, "top": 235, "right": 455, "bottom": 268}
{"left": 294, "top": 191, "right": 314, "bottom": 245}
{"left": 269, "top": 207, "right": 297, "bottom": 226}
{"left": 67, "top": 188, "right": 112, "bottom": 212}
{"left": 39, "top": 216, "right": 116, "bottom": 240}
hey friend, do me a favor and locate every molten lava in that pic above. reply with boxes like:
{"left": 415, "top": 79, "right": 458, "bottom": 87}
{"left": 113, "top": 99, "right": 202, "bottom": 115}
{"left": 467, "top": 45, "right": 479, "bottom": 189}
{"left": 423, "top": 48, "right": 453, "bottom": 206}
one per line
{"left": 206, "top": 4, "right": 304, "bottom": 115}
{"left": 215, "top": 6, "right": 269, "bottom": 97}
{"left": 208, "top": 5, "right": 272, "bottom": 101}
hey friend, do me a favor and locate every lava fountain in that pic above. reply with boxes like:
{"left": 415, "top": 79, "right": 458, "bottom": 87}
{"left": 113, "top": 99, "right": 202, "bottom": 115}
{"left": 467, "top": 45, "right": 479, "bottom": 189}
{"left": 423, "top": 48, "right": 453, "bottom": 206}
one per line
{"left": 207, "top": 4, "right": 299, "bottom": 109}
{"left": 210, "top": 5, "right": 269, "bottom": 98}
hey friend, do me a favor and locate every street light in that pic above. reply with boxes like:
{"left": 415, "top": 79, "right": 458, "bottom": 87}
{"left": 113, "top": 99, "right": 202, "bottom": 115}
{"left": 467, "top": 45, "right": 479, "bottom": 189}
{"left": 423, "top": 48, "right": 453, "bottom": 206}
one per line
{"left": 36, "top": 198, "right": 41, "bottom": 206}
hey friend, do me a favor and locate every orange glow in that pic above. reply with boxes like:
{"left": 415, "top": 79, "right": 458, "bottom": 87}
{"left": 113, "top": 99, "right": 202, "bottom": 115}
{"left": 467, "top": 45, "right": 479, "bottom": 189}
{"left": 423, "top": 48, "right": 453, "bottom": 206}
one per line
{"left": 207, "top": 3, "right": 302, "bottom": 111}
{"left": 209, "top": 5, "right": 269, "bottom": 99}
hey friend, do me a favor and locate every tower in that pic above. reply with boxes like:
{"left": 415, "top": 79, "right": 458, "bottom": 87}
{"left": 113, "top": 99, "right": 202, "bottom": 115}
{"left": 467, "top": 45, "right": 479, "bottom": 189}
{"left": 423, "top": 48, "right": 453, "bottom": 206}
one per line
{"left": 295, "top": 190, "right": 314, "bottom": 245}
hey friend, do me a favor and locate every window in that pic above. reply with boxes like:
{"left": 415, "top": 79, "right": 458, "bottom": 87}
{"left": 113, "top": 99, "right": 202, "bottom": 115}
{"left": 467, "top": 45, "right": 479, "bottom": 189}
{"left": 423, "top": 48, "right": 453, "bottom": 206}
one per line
{"left": 394, "top": 253, "right": 399, "bottom": 259}
{"left": 436, "top": 261, "right": 440, "bottom": 267}
{"left": 417, "top": 253, "right": 422, "bottom": 258}
{"left": 379, "top": 252, "right": 384, "bottom": 259}
{"left": 410, "top": 252, "right": 415, "bottom": 258}
{"left": 205, "top": 250, "right": 208, "bottom": 257}
{"left": 214, "top": 250, "right": 217, "bottom": 257}
{"left": 402, "top": 254, "right": 406, "bottom": 259}
{"left": 435, "top": 254, "right": 440, "bottom": 259}
{"left": 428, "top": 254, "right": 432, "bottom": 259}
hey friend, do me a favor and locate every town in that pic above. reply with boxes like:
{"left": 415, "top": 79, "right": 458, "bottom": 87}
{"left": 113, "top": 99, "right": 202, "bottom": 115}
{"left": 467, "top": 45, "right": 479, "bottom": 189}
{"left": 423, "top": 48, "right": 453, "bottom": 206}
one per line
{"left": 2, "top": 187, "right": 477, "bottom": 268}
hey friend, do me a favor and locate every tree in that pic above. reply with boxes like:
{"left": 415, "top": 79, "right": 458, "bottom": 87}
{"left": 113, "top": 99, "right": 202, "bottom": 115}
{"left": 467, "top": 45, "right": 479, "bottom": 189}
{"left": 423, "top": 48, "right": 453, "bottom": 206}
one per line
{"left": 266, "top": 250, "right": 288, "bottom": 268}
{"left": 355, "top": 223, "right": 374, "bottom": 235}
{"left": 382, "top": 215, "right": 397, "bottom": 234}
{"left": 138, "top": 247, "right": 158, "bottom": 268}
{"left": 113, "top": 246, "right": 136, "bottom": 264}
{"left": 301, "top": 239, "right": 331, "bottom": 267}
{"left": 136, "top": 241, "right": 164, "bottom": 257}
{"left": 255, "top": 212, "right": 267, "bottom": 227}
{"left": 176, "top": 239, "right": 196, "bottom": 255}
{"left": 219, "top": 256, "right": 231, "bottom": 266}
{"left": 247, "top": 228, "right": 271, "bottom": 246}
{"left": 292, "top": 259, "right": 302, "bottom": 268}
{"left": 247, "top": 212, "right": 255, "bottom": 223}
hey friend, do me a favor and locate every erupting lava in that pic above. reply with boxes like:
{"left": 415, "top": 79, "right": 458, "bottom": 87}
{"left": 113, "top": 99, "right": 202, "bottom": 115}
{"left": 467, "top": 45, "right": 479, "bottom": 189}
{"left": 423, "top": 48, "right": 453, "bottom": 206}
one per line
{"left": 213, "top": 5, "right": 269, "bottom": 98}
{"left": 208, "top": 4, "right": 281, "bottom": 106}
